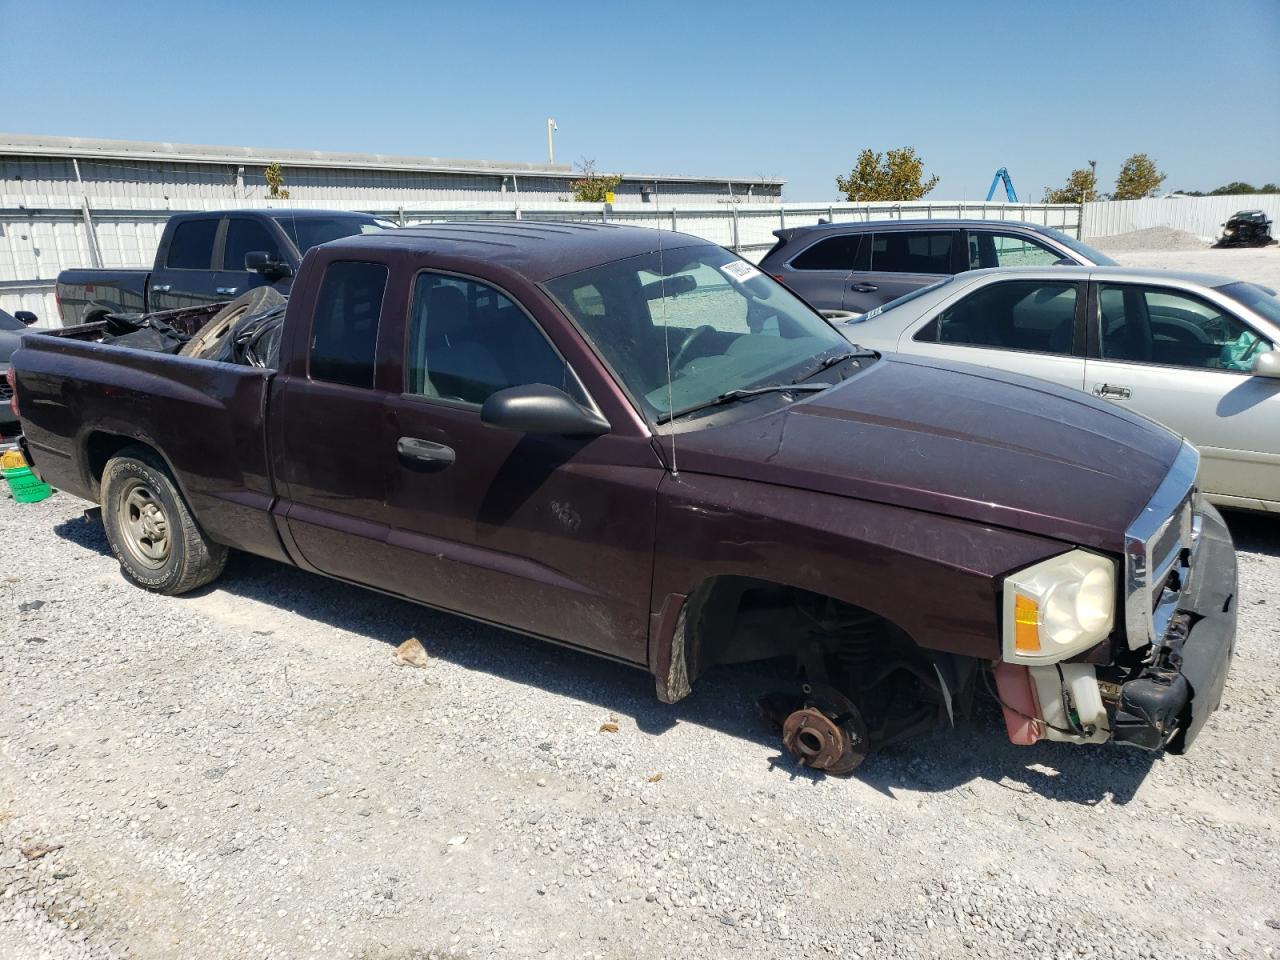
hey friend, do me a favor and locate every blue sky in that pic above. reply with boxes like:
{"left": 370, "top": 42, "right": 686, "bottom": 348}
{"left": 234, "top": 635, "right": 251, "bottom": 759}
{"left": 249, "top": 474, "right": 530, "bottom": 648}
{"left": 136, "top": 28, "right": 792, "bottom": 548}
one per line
{"left": 3, "top": 0, "right": 1277, "bottom": 200}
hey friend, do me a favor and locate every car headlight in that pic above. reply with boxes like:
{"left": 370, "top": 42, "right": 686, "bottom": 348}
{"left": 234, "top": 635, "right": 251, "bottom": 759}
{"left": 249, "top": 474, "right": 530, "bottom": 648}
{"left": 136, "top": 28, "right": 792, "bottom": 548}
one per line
{"left": 1002, "top": 550, "right": 1116, "bottom": 664}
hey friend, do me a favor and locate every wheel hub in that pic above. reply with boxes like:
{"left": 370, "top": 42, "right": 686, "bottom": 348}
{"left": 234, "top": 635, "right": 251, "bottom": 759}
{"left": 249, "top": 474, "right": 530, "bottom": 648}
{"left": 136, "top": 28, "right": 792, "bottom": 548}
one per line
{"left": 121, "top": 483, "right": 171, "bottom": 567}
{"left": 780, "top": 686, "right": 868, "bottom": 776}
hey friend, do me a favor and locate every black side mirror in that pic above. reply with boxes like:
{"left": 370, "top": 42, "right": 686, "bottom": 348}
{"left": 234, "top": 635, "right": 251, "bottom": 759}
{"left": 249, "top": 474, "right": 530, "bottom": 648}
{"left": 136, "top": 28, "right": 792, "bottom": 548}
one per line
{"left": 245, "top": 251, "right": 293, "bottom": 279}
{"left": 481, "top": 384, "right": 609, "bottom": 437}
{"left": 13, "top": 311, "right": 37, "bottom": 326}
{"left": 1053, "top": 258, "right": 1075, "bottom": 266}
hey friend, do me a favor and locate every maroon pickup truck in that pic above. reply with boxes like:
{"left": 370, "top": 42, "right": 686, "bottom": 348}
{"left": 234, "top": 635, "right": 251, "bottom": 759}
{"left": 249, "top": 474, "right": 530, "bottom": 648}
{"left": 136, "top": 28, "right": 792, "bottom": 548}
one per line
{"left": 7, "top": 222, "right": 1238, "bottom": 772}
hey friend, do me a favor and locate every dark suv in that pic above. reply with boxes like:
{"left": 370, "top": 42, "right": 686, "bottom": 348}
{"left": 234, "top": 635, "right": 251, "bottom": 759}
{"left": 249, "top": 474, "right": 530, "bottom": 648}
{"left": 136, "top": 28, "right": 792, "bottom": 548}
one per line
{"left": 760, "top": 219, "right": 1117, "bottom": 314}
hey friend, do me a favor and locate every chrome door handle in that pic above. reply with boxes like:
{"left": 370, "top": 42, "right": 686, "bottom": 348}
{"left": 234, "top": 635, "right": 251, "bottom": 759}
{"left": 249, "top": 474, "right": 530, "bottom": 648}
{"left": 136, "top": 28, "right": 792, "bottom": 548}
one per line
{"left": 152, "top": 284, "right": 171, "bottom": 293}
{"left": 850, "top": 283, "right": 879, "bottom": 292}
{"left": 1092, "top": 383, "right": 1131, "bottom": 400}
{"left": 397, "top": 436, "right": 456, "bottom": 465}
{"left": 215, "top": 286, "right": 238, "bottom": 296}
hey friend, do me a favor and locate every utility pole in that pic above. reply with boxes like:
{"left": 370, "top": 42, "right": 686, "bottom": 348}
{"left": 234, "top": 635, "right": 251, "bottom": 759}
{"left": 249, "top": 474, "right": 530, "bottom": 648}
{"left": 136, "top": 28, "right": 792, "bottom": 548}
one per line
{"left": 547, "top": 118, "right": 558, "bottom": 164}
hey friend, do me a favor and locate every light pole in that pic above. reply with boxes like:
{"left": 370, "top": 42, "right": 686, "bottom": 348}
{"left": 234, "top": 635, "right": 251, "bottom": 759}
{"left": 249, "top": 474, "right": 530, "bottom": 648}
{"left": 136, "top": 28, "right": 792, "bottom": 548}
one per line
{"left": 547, "top": 118, "right": 558, "bottom": 164}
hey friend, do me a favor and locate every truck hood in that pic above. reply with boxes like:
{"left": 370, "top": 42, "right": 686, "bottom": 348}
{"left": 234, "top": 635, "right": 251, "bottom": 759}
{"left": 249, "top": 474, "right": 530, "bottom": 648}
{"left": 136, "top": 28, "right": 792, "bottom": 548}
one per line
{"left": 666, "top": 354, "right": 1182, "bottom": 552}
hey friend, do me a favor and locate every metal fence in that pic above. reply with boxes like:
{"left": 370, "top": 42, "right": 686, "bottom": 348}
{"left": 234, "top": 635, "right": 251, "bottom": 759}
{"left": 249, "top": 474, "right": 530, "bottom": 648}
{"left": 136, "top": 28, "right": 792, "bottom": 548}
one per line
{"left": 0, "top": 197, "right": 1083, "bottom": 322}
{"left": 1081, "top": 194, "right": 1280, "bottom": 241}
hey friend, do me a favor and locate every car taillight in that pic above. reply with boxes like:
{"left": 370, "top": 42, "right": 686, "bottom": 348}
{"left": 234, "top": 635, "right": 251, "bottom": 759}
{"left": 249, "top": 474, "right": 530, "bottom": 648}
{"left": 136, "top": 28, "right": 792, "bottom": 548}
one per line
{"left": 5, "top": 366, "right": 18, "bottom": 418}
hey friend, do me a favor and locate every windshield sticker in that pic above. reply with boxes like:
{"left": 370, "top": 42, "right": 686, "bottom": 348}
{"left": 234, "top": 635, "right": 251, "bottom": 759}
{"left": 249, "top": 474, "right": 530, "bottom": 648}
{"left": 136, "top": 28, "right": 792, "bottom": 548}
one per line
{"left": 719, "top": 260, "right": 763, "bottom": 284}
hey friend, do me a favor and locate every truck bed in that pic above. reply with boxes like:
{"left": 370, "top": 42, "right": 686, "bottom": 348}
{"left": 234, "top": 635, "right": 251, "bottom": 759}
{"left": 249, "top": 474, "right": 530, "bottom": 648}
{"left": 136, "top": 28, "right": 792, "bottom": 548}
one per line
{"left": 13, "top": 327, "right": 289, "bottom": 564}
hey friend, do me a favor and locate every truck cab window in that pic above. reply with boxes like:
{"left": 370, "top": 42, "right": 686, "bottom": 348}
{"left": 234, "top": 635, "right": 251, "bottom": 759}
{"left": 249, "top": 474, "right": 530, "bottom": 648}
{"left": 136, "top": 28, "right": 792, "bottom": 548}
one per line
{"left": 405, "top": 272, "right": 578, "bottom": 406}
{"left": 309, "top": 261, "right": 388, "bottom": 388}
{"left": 166, "top": 219, "right": 219, "bottom": 270}
{"left": 224, "top": 219, "right": 281, "bottom": 271}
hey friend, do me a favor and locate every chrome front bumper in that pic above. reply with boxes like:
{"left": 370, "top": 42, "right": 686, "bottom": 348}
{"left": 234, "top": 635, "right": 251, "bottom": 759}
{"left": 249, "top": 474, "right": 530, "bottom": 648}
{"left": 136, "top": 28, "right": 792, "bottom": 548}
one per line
{"left": 1114, "top": 442, "right": 1237, "bottom": 751}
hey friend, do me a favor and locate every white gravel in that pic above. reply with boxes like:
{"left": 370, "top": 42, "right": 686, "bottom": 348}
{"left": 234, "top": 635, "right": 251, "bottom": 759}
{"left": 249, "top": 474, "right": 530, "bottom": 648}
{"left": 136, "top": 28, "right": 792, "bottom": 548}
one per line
{"left": 2, "top": 488, "right": 1279, "bottom": 960}
{"left": 1091, "top": 228, "right": 1212, "bottom": 253}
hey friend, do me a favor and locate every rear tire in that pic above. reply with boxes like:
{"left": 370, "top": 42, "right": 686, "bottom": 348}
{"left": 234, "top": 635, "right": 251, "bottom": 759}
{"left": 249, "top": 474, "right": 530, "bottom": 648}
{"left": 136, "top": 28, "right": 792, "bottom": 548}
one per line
{"left": 100, "top": 445, "right": 227, "bottom": 594}
{"left": 179, "top": 286, "right": 285, "bottom": 359}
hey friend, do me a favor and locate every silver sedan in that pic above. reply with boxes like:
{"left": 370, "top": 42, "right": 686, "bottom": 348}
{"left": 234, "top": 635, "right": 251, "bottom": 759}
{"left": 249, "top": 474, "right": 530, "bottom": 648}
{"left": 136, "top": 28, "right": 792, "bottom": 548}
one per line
{"left": 844, "top": 266, "right": 1280, "bottom": 512}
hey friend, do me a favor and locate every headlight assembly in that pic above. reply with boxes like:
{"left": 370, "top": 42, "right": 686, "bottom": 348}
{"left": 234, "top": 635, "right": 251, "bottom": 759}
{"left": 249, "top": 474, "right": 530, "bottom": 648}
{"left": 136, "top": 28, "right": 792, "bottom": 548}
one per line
{"left": 1003, "top": 551, "right": 1117, "bottom": 664}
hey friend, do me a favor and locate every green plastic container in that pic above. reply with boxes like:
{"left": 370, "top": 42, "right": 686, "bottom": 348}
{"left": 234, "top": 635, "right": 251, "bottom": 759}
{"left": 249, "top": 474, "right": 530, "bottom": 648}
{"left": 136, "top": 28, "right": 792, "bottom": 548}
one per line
{"left": 1, "top": 465, "right": 52, "bottom": 504}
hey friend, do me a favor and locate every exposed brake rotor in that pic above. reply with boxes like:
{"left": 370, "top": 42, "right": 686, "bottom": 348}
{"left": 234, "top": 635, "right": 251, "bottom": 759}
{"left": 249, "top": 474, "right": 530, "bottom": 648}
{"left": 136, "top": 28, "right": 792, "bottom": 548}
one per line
{"left": 779, "top": 685, "right": 868, "bottom": 776}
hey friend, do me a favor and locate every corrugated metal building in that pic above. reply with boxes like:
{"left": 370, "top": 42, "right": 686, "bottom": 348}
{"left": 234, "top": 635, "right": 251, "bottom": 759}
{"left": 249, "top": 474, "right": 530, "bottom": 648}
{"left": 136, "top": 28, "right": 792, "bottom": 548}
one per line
{"left": 0, "top": 133, "right": 784, "bottom": 206}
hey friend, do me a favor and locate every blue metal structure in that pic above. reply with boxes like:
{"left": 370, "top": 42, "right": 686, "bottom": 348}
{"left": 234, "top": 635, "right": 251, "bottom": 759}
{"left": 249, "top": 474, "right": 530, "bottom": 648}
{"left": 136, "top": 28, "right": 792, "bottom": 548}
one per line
{"left": 985, "top": 167, "right": 1018, "bottom": 203}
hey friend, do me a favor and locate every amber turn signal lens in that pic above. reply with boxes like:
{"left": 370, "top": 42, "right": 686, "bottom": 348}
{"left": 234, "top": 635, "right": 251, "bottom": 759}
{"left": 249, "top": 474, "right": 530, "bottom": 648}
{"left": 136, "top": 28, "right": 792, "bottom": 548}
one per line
{"left": 1014, "top": 594, "right": 1041, "bottom": 653}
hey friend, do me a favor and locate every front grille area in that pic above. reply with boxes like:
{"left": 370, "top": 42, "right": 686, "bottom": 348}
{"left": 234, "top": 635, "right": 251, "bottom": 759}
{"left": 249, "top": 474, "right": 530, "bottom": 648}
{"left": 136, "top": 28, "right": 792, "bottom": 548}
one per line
{"left": 1124, "top": 443, "right": 1200, "bottom": 651}
{"left": 0, "top": 382, "right": 11, "bottom": 402}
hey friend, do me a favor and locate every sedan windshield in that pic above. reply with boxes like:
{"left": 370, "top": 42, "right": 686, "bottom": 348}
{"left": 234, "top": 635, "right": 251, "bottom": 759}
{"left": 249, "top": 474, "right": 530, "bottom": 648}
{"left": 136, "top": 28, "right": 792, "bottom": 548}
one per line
{"left": 1218, "top": 281, "right": 1280, "bottom": 326}
{"left": 272, "top": 215, "right": 385, "bottom": 254}
{"left": 545, "top": 245, "right": 850, "bottom": 423}
{"left": 0, "top": 310, "right": 23, "bottom": 332}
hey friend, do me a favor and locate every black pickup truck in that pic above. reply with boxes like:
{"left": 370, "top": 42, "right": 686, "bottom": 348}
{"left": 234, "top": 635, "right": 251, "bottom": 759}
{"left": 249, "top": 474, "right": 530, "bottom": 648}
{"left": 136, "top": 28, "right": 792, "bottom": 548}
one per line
{"left": 56, "top": 209, "right": 392, "bottom": 326}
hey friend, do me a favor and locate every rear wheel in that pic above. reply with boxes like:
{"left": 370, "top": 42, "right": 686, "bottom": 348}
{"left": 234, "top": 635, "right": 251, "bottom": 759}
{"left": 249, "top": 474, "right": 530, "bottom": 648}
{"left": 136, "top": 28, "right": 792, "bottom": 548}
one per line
{"left": 100, "top": 445, "right": 227, "bottom": 594}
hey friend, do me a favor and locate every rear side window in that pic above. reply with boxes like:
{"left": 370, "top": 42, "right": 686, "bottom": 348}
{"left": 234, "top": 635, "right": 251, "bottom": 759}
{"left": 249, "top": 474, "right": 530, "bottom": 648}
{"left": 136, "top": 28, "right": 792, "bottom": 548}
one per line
{"left": 224, "top": 218, "right": 282, "bottom": 271}
{"left": 309, "top": 261, "right": 388, "bottom": 388}
{"left": 165, "top": 219, "right": 219, "bottom": 270}
{"left": 790, "top": 234, "right": 868, "bottom": 271}
{"left": 915, "top": 280, "right": 1079, "bottom": 355}
{"left": 871, "top": 231, "right": 956, "bottom": 274}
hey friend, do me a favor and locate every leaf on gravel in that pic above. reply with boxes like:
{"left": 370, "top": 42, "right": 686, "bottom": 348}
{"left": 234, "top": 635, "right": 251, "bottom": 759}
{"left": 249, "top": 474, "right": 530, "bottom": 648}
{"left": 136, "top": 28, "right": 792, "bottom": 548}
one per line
{"left": 647, "top": 773, "right": 663, "bottom": 783}
{"left": 20, "top": 843, "right": 63, "bottom": 861}
{"left": 598, "top": 722, "right": 619, "bottom": 734}
{"left": 393, "top": 637, "right": 430, "bottom": 668}
{"left": 446, "top": 835, "right": 468, "bottom": 846}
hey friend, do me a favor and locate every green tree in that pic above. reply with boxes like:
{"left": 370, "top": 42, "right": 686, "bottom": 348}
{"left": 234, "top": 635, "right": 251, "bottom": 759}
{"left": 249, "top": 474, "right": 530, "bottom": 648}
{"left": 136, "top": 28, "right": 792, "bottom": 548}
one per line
{"left": 264, "top": 162, "right": 290, "bottom": 200}
{"left": 1043, "top": 167, "right": 1100, "bottom": 204}
{"left": 570, "top": 159, "right": 623, "bottom": 202}
{"left": 835, "top": 147, "right": 939, "bottom": 202}
{"left": 1112, "top": 153, "right": 1165, "bottom": 200}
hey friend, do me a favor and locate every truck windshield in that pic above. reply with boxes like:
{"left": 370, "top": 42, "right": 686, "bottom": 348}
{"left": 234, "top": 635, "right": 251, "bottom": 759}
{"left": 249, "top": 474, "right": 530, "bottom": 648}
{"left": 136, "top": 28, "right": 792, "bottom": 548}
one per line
{"left": 272, "top": 216, "right": 385, "bottom": 254}
{"left": 544, "top": 245, "right": 850, "bottom": 424}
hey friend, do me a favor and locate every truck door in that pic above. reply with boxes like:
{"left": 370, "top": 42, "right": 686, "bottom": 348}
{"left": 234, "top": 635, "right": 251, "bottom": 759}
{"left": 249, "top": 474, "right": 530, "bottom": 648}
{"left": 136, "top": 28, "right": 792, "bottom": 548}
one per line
{"left": 274, "top": 259, "right": 401, "bottom": 591}
{"left": 379, "top": 270, "right": 662, "bottom": 664}
{"left": 150, "top": 216, "right": 225, "bottom": 311}
{"left": 216, "top": 217, "right": 293, "bottom": 302}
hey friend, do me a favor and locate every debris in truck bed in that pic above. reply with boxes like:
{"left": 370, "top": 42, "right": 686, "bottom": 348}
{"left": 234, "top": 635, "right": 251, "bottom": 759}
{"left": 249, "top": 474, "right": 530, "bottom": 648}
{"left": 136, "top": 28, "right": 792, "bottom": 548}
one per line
{"left": 101, "top": 311, "right": 193, "bottom": 354}
{"left": 204, "top": 302, "right": 286, "bottom": 368}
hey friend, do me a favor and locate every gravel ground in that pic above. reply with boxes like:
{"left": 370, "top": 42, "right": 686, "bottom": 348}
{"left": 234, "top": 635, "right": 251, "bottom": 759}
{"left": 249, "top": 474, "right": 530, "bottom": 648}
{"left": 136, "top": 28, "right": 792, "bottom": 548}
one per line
{"left": 2, "top": 491, "right": 1279, "bottom": 960}
{"left": 3, "top": 242, "right": 1279, "bottom": 960}
{"left": 1091, "top": 228, "right": 1212, "bottom": 253}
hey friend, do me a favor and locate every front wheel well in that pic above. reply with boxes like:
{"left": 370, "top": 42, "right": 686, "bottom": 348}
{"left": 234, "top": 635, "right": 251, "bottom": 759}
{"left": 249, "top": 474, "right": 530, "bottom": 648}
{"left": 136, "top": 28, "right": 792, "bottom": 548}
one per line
{"left": 674, "top": 576, "right": 977, "bottom": 742}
